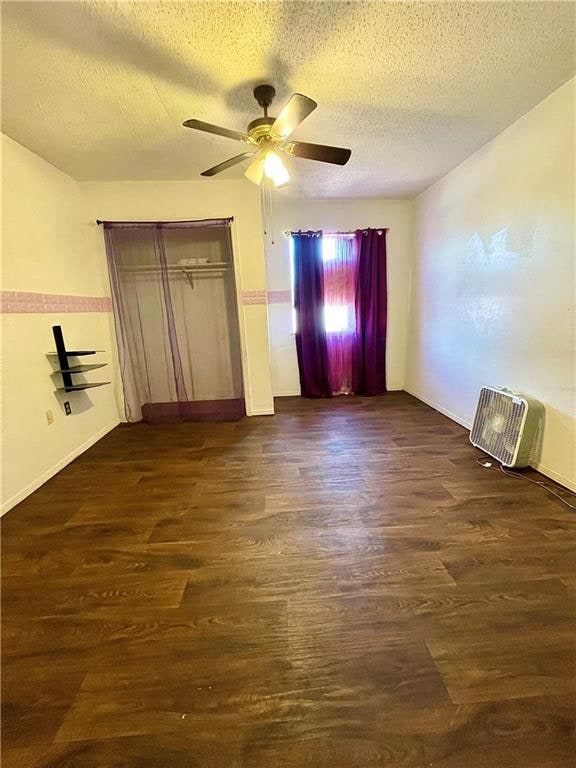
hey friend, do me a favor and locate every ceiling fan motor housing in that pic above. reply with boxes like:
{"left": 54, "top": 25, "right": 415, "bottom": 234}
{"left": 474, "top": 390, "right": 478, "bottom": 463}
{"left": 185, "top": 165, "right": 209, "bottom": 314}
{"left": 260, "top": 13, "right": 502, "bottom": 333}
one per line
{"left": 247, "top": 116, "right": 275, "bottom": 142}
{"left": 253, "top": 84, "right": 276, "bottom": 111}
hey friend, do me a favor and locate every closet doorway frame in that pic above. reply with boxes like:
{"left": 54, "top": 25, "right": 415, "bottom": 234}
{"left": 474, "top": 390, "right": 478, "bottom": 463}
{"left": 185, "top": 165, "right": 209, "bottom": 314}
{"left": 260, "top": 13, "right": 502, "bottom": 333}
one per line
{"left": 229, "top": 219, "right": 256, "bottom": 417}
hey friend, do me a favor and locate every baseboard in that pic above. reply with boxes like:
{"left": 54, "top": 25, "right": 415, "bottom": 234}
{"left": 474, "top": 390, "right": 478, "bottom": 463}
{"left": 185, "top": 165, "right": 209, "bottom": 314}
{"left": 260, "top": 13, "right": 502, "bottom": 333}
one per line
{"left": 404, "top": 386, "right": 472, "bottom": 429}
{"left": 247, "top": 408, "right": 275, "bottom": 416}
{"left": 271, "top": 387, "right": 405, "bottom": 399}
{"left": 531, "top": 461, "right": 576, "bottom": 493}
{"left": 1, "top": 420, "right": 120, "bottom": 516}
{"left": 405, "top": 387, "right": 576, "bottom": 492}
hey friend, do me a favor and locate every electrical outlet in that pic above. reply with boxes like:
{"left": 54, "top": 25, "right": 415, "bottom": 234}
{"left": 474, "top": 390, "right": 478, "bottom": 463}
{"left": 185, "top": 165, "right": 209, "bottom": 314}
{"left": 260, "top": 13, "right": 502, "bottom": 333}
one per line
{"left": 64, "top": 401, "right": 71, "bottom": 416}
{"left": 45, "top": 409, "right": 54, "bottom": 425}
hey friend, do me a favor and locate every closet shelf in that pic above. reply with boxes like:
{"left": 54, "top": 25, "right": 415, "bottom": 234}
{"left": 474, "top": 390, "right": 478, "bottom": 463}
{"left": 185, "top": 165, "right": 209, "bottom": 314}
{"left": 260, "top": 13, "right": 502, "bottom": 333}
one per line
{"left": 119, "top": 263, "right": 230, "bottom": 272}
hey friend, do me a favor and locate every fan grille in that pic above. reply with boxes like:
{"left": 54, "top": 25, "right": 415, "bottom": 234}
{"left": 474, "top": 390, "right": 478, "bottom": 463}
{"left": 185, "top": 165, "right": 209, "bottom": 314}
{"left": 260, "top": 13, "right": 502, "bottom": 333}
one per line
{"left": 471, "top": 388, "right": 527, "bottom": 466}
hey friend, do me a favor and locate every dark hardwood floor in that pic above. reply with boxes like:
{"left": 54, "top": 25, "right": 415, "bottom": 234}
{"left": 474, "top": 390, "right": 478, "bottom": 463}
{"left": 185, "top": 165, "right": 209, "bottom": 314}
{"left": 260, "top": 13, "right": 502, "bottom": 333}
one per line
{"left": 2, "top": 392, "right": 575, "bottom": 767}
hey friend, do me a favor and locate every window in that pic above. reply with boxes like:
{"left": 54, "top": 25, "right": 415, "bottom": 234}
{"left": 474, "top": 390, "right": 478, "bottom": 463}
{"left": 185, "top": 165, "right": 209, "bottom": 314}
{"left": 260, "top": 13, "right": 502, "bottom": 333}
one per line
{"left": 324, "top": 304, "right": 351, "bottom": 333}
{"left": 321, "top": 235, "right": 338, "bottom": 263}
{"left": 321, "top": 235, "right": 356, "bottom": 333}
{"left": 290, "top": 234, "right": 357, "bottom": 334}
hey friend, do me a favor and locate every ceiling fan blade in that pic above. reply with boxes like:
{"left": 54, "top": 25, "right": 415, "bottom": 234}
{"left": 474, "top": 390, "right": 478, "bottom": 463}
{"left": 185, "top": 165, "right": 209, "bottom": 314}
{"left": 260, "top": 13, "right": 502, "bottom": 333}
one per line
{"left": 244, "top": 155, "right": 265, "bottom": 185}
{"left": 288, "top": 141, "right": 351, "bottom": 166}
{"left": 183, "top": 118, "right": 251, "bottom": 144}
{"left": 271, "top": 93, "right": 317, "bottom": 140}
{"left": 201, "top": 152, "right": 257, "bottom": 177}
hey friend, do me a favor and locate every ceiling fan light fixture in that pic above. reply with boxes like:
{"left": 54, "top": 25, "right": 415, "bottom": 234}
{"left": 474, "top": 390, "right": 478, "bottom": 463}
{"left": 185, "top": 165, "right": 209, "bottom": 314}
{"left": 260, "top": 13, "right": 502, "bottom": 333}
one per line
{"left": 244, "top": 155, "right": 265, "bottom": 185}
{"left": 263, "top": 151, "right": 290, "bottom": 188}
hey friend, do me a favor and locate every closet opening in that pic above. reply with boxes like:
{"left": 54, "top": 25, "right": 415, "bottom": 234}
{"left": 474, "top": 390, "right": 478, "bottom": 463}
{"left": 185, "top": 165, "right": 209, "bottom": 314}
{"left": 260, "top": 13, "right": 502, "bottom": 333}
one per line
{"left": 102, "top": 218, "right": 245, "bottom": 423}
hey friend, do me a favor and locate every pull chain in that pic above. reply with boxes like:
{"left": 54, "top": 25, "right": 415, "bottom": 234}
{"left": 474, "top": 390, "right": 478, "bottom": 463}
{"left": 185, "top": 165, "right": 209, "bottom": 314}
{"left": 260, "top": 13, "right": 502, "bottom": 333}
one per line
{"left": 259, "top": 179, "right": 276, "bottom": 248}
{"left": 268, "top": 180, "right": 275, "bottom": 246}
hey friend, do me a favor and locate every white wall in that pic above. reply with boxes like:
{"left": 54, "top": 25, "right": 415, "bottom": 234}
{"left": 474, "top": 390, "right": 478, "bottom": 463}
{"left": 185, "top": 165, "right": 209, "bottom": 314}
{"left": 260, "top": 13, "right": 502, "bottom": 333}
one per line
{"left": 264, "top": 197, "right": 414, "bottom": 396}
{"left": 80, "top": 180, "right": 274, "bottom": 417}
{"left": 405, "top": 79, "right": 576, "bottom": 490}
{"left": 1, "top": 135, "right": 121, "bottom": 513}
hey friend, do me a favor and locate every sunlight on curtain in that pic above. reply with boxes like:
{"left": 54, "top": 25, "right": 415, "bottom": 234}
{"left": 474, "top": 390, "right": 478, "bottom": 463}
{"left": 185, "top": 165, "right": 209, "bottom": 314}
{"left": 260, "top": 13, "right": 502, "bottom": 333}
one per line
{"left": 322, "top": 235, "right": 359, "bottom": 395}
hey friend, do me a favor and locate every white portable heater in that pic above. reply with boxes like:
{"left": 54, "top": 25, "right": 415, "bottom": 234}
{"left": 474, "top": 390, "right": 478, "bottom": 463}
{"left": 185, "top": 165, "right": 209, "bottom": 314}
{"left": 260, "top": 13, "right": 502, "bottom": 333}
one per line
{"left": 470, "top": 387, "right": 544, "bottom": 468}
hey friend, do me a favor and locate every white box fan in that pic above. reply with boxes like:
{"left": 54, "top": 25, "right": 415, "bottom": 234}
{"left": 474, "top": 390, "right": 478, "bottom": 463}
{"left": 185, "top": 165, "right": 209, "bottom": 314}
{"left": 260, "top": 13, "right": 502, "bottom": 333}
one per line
{"left": 470, "top": 387, "right": 544, "bottom": 468}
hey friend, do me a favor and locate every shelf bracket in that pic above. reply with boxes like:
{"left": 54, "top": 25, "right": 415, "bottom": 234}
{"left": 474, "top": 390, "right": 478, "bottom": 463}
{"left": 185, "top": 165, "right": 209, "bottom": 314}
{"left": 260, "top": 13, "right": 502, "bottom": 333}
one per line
{"left": 182, "top": 269, "right": 195, "bottom": 290}
{"left": 53, "top": 325, "right": 73, "bottom": 390}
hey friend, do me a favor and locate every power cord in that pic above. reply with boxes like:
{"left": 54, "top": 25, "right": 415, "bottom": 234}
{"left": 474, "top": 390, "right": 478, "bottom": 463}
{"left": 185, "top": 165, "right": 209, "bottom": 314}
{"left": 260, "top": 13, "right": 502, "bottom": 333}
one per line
{"left": 476, "top": 457, "right": 576, "bottom": 511}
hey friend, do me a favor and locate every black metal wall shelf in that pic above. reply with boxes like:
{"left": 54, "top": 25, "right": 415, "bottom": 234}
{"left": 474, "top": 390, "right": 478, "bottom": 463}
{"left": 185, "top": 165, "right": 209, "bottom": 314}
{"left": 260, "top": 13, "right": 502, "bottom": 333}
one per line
{"left": 49, "top": 350, "right": 104, "bottom": 356}
{"left": 51, "top": 326, "right": 110, "bottom": 393}
{"left": 56, "top": 363, "right": 108, "bottom": 374}
{"left": 56, "top": 382, "right": 110, "bottom": 392}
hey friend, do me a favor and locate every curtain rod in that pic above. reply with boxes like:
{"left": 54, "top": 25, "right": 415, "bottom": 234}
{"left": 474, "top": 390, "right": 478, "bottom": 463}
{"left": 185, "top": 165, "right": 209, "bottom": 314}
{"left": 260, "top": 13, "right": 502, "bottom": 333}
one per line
{"left": 283, "top": 228, "right": 389, "bottom": 237}
{"left": 96, "top": 218, "right": 234, "bottom": 225}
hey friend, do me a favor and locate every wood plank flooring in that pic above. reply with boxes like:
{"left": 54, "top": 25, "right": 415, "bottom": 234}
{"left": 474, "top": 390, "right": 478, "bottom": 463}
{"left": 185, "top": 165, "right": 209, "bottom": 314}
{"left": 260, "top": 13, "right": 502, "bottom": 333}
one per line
{"left": 2, "top": 392, "right": 575, "bottom": 767}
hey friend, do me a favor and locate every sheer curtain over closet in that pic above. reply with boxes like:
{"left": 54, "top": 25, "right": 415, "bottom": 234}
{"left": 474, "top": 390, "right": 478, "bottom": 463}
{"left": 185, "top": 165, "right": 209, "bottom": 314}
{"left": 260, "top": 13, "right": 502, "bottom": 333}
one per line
{"left": 103, "top": 219, "right": 244, "bottom": 423}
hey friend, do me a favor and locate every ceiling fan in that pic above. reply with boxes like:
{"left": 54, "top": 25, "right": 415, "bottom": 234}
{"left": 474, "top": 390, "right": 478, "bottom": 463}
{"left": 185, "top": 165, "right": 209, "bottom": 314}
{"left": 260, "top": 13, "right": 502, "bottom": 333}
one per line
{"left": 183, "top": 84, "right": 351, "bottom": 188}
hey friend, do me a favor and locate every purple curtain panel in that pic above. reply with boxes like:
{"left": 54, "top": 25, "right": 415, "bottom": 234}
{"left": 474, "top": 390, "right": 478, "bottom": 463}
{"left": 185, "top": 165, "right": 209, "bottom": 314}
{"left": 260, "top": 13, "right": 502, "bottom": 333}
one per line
{"left": 293, "top": 232, "right": 332, "bottom": 398}
{"left": 353, "top": 228, "right": 388, "bottom": 395}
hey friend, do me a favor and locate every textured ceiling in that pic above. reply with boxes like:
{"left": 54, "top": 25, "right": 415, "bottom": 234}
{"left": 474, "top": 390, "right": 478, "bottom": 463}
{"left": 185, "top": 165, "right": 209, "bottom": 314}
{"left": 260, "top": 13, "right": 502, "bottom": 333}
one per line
{"left": 2, "top": 1, "right": 574, "bottom": 197}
